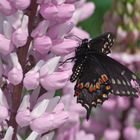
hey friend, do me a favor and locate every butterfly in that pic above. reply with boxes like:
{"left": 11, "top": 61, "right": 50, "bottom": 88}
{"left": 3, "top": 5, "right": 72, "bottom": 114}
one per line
{"left": 66, "top": 32, "right": 140, "bottom": 120}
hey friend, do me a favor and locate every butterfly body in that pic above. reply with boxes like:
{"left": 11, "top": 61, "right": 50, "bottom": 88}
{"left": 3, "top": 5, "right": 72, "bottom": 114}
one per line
{"left": 69, "top": 32, "right": 140, "bottom": 119}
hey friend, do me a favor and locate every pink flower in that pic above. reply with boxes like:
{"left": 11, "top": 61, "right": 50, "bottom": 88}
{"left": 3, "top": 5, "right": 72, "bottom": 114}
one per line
{"left": 11, "top": 0, "right": 31, "bottom": 10}
{"left": 123, "top": 126, "right": 138, "bottom": 140}
{"left": 34, "top": 36, "right": 52, "bottom": 54}
{"left": 8, "top": 53, "right": 23, "bottom": 85}
{"left": 47, "top": 21, "right": 74, "bottom": 39}
{"left": 40, "top": 70, "right": 71, "bottom": 91}
{"left": 75, "top": 130, "right": 95, "bottom": 140}
{"left": 40, "top": 3, "right": 58, "bottom": 20}
{"left": 11, "top": 15, "right": 29, "bottom": 47}
{"left": 0, "top": 1, "right": 16, "bottom": 15}
{"left": 51, "top": 38, "right": 79, "bottom": 55}
{"left": 0, "top": 34, "right": 14, "bottom": 55}
{"left": 104, "top": 129, "right": 120, "bottom": 140}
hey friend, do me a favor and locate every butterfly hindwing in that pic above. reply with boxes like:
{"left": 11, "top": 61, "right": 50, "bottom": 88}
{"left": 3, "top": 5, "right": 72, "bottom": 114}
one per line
{"left": 89, "top": 32, "right": 115, "bottom": 54}
{"left": 74, "top": 56, "right": 112, "bottom": 119}
{"left": 95, "top": 53, "right": 139, "bottom": 97}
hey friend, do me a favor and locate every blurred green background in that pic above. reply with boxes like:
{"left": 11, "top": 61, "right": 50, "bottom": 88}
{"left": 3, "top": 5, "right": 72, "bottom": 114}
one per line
{"left": 79, "top": 0, "right": 112, "bottom": 37}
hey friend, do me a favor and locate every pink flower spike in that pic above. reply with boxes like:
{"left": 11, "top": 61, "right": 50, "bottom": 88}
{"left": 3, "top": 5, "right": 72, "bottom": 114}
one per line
{"left": 2, "top": 126, "right": 14, "bottom": 140}
{"left": 12, "top": 15, "right": 29, "bottom": 47}
{"left": 0, "top": 0, "right": 16, "bottom": 16}
{"left": 31, "top": 20, "right": 49, "bottom": 38}
{"left": 34, "top": 36, "right": 52, "bottom": 54}
{"left": 24, "top": 60, "right": 45, "bottom": 90}
{"left": 40, "top": 3, "right": 58, "bottom": 20}
{"left": 47, "top": 21, "right": 74, "bottom": 39}
{"left": 0, "top": 34, "right": 14, "bottom": 55}
{"left": 12, "top": 0, "right": 31, "bottom": 10}
{"left": 30, "top": 111, "right": 69, "bottom": 134}
{"left": 8, "top": 52, "right": 23, "bottom": 85}
{"left": 40, "top": 56, "right": 61, "bottom": 77}
{"left": 51, "top": 38, "right": 79, "bottom": 55}
{"left": 40, "top": 70, "right": 71, "bottom": 91}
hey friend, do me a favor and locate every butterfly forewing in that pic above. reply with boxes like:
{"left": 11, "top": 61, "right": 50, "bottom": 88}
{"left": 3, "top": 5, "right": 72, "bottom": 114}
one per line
{"left": 89, "top": 32, "right": 115, "bottom": 54}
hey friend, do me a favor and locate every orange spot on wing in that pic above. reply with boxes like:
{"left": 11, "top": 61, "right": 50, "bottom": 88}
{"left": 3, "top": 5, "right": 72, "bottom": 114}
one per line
{"left": 106, "top": 85, "right": 111, "bottom": 90}
{"left": 95, "top": 82, "right": 100, "bottom": 90}
{"left": 101, "top": 74, "right": 109, "bottom": 82}
{"left": 89, "top": 84, "right": 95, "bottom": 92}
{"left": 85, "top": 82, "right": 90, "bottom": 88}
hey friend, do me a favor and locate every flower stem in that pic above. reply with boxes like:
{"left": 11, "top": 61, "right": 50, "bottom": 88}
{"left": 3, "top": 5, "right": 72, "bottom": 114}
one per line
{"left": 8, "top": 1, "right": 38, "bottom": 140}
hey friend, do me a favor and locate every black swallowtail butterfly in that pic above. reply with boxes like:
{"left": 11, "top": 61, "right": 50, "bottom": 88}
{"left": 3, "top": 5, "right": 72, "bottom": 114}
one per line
{"left": 65, "top": 32, "right": 140, "bottom": 120}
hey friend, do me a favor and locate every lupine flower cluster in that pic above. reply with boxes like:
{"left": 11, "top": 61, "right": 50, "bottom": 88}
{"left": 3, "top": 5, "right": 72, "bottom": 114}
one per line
{"left": 103, "top": 0, "right": 140, "bottom": 52}
{"left": 103, "top": 0, "right": 140, "bottom": 72}
{"left": 92, "top": 0, "right": 140, "bottom": 140}
{"left": 0, "top": 0, "right": 95, "bottom": 140}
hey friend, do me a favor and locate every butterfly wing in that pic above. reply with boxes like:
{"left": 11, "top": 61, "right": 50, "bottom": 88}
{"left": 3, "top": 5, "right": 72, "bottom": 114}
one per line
{"left": 94, "top": 53, "right": 140, "bottom": 97}
{"left": 89, "top": 32, "right": 115, "bottom": 54}
{"left": 74, "top": 56, "right": 112, "bottom": 119}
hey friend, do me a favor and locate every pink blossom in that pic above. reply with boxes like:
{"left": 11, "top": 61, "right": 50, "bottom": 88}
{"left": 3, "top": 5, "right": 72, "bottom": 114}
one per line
{"left": 8, "top": 53, "right": 23, "bottom": 85}
{"left": 11, "top": 0, "right": 31, "bottom": 10}
{"left": 123, "top": 126, "right": 138, "bottom": 140}
{"left": 51, "top": 38, "right": 79, "bottom": 55}
{"left": 11, "top": 15, "right": 29, "bottom": 47}
{"left": 40, "top": 70, "right": 71, "bottom": 91}
{"left": 47, "top": 21, "right": 74, "bottom": 39}
{"left": 34, "top": 36, "right": 52, "bottom": 54}
{"left": 75, "top": 130, "right": 95, "bottom": 140}
{"left": 30, "top": 111, "right": 69, "bottom": 133}
{"left": 0, "top": 34, "right": 14, "bottom": 55}
{"left": 40, "top": 3, "right": 58, "bottom": 20}
{"left": 0, "top": 1, "right": 16, "bottom": 16}
{"left": 102, "top": 98, "right": 117, "bottom": 112}
{"left": 104, "top": 129, "right": 120, "bottom": 140}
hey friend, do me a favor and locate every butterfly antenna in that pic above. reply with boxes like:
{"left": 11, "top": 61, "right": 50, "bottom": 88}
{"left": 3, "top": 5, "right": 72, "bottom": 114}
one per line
{"left": 59, "top": 57, "right": 75, "bottom": 65}
{"left": 65, "top": 34, "right": 83, "bottom": 41}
